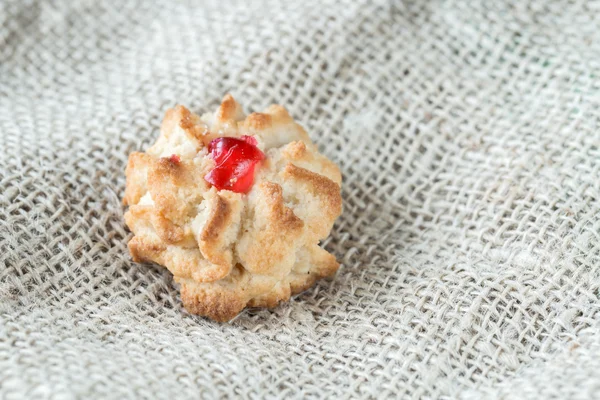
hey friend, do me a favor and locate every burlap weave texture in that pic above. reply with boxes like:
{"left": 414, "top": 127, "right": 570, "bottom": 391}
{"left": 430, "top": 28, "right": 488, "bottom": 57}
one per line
{"left": 1, "top": 0, "right": 600, "bottom": 398}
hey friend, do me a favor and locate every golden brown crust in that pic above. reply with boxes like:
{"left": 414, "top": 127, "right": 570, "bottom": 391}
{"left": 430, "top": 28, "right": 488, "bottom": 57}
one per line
{"left": 283, "top": 164, "right": 340, "bottom": 203}
{"left": 281, "top": 163, "right": 342, "bottom": 239}
{"left": 244, "top": 112, "right": 272, "bottom": 130}
{"left": 147, "top": 157, "right": 208, "bottom": 224}
{"left": 264, "top": 104, "right": 292, "bottom": 121}
{"left": 165, "top": 105, "right": 206, "bottom": 141}
{"left": 124, "top": 152, "right": 154, "bottom": 206}
{"left": 236, "top": 182, "right": 304, "bottom": 278}
{"left": 125, "top": 204, "right": 196, "bottom": 247}
{"left": 123, "top": 95, "right": 342, "bottom": 321}
{"left": 177, "top": 105, "right": 206, "bottom": 140}
{"left": 128, "top": 235, "right": 166, "bottom": 264}
{"left": 199, "top": 195, "right": 229, "bottom": 243}
{"left": 261, "top": 182, "right": 304, "bottom": 232}
{"left": 153, "top": 105, "right": 207, "bottom": 154}
{"left": 280, "top": 141, "right": 342, "bottom": 185}
{"left": 305, "top": 244, "right": 340, "bottom": 278}
{"left": 282, "top": 141, "right": 307, "bottom": 160}
{"left": 247, "top": 282, "right": 291, "bottom": 309}
{"left": 215, "top": 94, "right": 240, "bottom": 122}
{"left": 150, "top": 211, "right": 186, "bottom": 244}
{"left": 179, "top": 279, "right": 247, "bottom": 322}
{"left": 124, "top": 205, "right": 153, "bottom": 235}
{"left": 196, "top": 192, "right": 242, "bottom": 276}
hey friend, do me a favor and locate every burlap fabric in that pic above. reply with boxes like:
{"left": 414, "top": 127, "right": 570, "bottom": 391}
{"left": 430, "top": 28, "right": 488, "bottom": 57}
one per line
{"left": 2, "top": 0, "right": 600, "bottom": 398}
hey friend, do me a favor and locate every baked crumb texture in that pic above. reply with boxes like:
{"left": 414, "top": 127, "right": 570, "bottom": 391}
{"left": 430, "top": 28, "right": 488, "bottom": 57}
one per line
{"left": 124, "top": 95, "right": 342, "bottom": 321}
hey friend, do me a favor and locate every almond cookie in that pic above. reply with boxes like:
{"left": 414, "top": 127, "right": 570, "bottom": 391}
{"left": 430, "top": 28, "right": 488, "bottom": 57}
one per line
{"left": 123, "top": 95, "right": 342, "bottom": 321}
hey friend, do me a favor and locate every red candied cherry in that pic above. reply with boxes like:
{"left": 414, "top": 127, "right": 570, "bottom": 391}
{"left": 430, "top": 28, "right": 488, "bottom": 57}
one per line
{"left": 204, "top": 135, "right": 265, "bottom": 193}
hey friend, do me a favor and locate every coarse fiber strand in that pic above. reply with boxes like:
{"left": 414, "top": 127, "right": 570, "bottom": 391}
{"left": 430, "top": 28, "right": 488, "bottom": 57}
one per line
{"left": 1, "top": 0, "right": 600, "bottom": 399}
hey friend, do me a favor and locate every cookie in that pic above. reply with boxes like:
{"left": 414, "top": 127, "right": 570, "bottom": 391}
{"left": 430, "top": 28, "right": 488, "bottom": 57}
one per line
{"left": 123, "top": 95, "right": 342, "bottom": 321}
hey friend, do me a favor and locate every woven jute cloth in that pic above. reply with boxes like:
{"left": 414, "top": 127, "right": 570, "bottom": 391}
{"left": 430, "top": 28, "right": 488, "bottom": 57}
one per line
{"left": 2, "top": 0, "right": 600, "bottom": 398}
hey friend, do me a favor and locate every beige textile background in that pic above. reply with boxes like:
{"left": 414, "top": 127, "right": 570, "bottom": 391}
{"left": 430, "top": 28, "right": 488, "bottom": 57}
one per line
{"left": 1, "top": 0, "right": 600, "bottom": 398}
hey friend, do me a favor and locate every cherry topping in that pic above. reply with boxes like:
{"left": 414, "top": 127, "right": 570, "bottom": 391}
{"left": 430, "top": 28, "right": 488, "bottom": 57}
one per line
{"left": 204, "top": 135, "right": 264, "bottom": 193}
{"left": 169, "top": 154, "right": 181, "bottom": 164}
